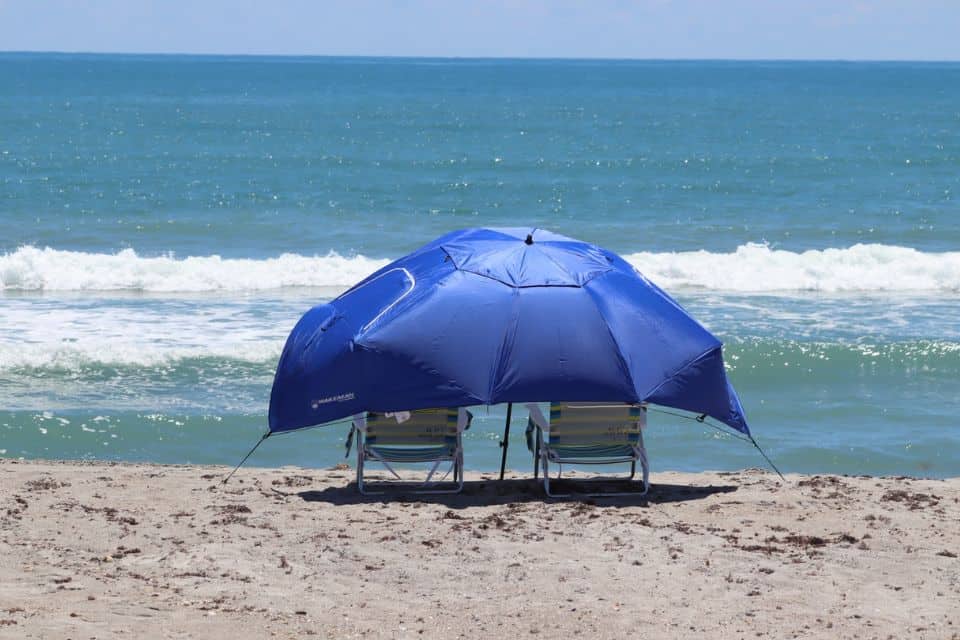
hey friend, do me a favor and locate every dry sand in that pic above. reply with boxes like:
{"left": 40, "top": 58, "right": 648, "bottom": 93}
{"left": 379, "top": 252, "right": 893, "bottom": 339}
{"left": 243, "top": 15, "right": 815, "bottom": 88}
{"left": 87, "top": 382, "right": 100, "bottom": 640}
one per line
{"left": 1, "top": 459, "right": 958, "bottom": 639}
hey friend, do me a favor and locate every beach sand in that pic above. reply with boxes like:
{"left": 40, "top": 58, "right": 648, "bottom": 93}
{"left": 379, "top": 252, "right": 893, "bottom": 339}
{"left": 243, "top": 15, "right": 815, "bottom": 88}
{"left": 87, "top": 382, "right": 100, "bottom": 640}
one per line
{"left": 1, "top": 460, "right": 958, "bottom": 639}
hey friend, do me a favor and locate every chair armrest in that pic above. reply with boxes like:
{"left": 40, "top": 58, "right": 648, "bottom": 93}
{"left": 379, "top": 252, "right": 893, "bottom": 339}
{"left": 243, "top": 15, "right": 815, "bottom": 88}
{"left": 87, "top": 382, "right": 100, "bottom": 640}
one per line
{"left": 459, "top": 408, "right": 473, "bottom": 432}
{"left": 351, "top": 413, "right": 368, "bottom": 433}
{"left": 344, "top": 424, "right": 356, "bottom": 457}
{"left": 524, "top": 417, "right": 542, "bottom": 453}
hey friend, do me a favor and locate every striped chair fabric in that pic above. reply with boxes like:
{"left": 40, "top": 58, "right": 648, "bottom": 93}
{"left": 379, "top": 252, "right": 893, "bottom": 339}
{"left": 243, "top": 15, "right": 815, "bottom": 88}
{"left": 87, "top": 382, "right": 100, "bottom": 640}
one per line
{"left": 546, "top": 403, "right": 643, "bottom": 459}
{"left": 366, "top": 408, "right": 459, "bottom": 444}
{"left": 353, "top": 407, "right": 468, "bottom": 494}
{"left": 528, "top": 401, "right": 650, "bottom": 497}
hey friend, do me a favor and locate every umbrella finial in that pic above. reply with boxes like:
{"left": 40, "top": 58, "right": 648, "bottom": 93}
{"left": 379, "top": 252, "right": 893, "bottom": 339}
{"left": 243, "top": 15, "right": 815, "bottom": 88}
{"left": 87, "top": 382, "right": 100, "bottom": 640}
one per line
{"left": 525, "top": 233, "right": 534, "bottom": 245}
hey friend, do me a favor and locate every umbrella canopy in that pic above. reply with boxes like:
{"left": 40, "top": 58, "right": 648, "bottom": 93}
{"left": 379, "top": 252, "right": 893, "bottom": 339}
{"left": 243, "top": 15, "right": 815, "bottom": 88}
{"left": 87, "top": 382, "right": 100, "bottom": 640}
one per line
{"left": 268, "top": 227, "right": 748, "bottom": 434}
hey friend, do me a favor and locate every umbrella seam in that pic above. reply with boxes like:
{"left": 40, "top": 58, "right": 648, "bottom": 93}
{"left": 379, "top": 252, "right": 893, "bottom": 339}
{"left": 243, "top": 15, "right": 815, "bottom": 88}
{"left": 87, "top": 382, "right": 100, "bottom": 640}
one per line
{"left": 354, "top": 255, "right": 455, "bottom": 340}
{"left": 455, "top": 268, "right": 585, "bottom": 289}
{"left": 487, "top": 287, "right": 521, "bottom": 401}
{"left": 352, "top": 342, "right": 485, "bottom": 411}
{"left": 640, "top": 345, "right": 724, "bottom": 411}
{"left": 536, "top": 244, "right": 612, "bottom": 288}
{"left": 443, "top": 241, "right": 612, "bottom": 288}
{"left": 581, "top": 283, "right": 640, "bottom": 402}
{"left": 439, "top": 246, "right": 458, "bottom": 269}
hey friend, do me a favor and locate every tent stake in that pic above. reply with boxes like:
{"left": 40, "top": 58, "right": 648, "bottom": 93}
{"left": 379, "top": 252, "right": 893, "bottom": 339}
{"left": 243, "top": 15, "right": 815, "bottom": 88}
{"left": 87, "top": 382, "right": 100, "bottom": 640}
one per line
{"left": 498, "top": 403, "right": 513, "bottom": 481}
{"left": 222, "top": 431, "right": 271, "bottom": 484}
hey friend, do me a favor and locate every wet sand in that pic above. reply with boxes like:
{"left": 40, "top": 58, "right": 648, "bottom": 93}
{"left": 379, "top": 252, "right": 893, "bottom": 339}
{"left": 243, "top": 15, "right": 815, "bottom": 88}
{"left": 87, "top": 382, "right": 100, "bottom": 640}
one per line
{"left": 1, "top": 459, "right": 958, "bottom": 639}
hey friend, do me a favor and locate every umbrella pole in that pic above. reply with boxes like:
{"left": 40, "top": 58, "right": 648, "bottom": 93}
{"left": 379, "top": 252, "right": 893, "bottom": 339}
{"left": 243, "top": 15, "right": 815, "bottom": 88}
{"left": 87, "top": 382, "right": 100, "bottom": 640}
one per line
{"left": 498, "top": 402, "right": 513, "bottom": 481}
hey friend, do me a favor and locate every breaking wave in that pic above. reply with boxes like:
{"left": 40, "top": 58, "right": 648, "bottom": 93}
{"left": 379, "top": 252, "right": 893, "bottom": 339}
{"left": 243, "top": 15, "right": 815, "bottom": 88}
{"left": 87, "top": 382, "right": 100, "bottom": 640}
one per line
{"left": 0, "top": 342, "right": 283, "bottom": 371}
{"left": 624, "top": 243, "right": 960, "bottom": 293}
{"left": 0, "top": 246, "right": 389, "bottom": 292}
{"left": 2, "top": 243, "right": 959, "bottom": 293}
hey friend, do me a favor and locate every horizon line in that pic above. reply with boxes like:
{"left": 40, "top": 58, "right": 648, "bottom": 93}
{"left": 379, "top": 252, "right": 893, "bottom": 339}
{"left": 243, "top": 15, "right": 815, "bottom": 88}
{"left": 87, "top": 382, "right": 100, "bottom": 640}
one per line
{"left": 1, "top": 50, "right": 958, "bottom": 64}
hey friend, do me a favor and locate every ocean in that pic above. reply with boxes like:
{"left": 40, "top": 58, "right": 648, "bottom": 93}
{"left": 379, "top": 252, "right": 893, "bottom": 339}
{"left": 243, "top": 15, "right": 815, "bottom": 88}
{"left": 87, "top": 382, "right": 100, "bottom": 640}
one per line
{"left": 2, "top": 54, "right": 958, "bottom": 477}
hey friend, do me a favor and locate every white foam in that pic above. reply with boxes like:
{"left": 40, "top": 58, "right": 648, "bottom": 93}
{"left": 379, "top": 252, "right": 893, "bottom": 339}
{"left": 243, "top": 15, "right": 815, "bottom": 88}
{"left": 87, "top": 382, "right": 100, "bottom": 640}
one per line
{"left": 4, "top": 243, "right": 960, "bottom": 294}
{"left": 0, "top": 341, "right": 284, "bottom": 371}
{"left": 625, "top": 243, "right": 960, "bottom": 293}
{"left": 3, "top": 243, "right": 959, "bottom": 294}
{"left": 0, "top": 246, "right": 389, "bottom": 292}
{"left": 0, "top": 298, "right": 288, "bottom": 371}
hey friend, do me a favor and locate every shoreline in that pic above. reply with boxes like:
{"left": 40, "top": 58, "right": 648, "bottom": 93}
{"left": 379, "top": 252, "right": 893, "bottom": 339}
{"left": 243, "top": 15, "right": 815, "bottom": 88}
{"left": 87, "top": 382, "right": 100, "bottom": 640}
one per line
{"left": 6, "top": 455, "right": 960, "bottom": 482}
{"left": 2, "top": 459, "right": 958, "bottom": 638}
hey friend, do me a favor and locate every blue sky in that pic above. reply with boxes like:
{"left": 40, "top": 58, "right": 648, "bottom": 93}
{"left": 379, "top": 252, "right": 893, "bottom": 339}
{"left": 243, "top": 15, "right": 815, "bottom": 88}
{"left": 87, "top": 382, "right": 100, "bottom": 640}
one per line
{"left": 0, "top": 0, "right": 957, "bottom": 60}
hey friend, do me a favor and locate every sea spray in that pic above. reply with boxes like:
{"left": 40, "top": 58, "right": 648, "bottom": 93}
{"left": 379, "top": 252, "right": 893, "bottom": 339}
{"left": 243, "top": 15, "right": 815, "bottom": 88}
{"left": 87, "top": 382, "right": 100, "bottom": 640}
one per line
{"left": 0, "top": 246, "right": 390, "bottom": 292}
{"left": 624, "top": 243, "right": 960, "bottom": 293}
{"left": 4, "top": 243, "right": 960, "bottom": 293}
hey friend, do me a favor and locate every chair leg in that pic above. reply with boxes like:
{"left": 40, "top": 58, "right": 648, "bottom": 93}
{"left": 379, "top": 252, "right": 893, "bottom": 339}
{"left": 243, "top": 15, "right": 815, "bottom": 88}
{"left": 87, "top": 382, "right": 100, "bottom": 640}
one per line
{"left": 533, "top": 436, "right": 540, "bottom": 480}
{"left": 541, "top": 455, "right": 647, "bottom": 498}
{"left": 357, "top": 451, "right": 368, "bottom": 495}
{"left": 638, "top": 432, "right": 650, "bottom": 494}
{"left": 455, "top": 451, "right": 464, "bottom": 492}
{"left": 541, "top": 455, "right": 551, "bottom": 496}
{"left": 356, "top": 441, "right": 387, "bottom": 496}
{"left": 358, "top": 451, "right": 464, "bottom": 495}
{"left": 540, "top": 455, "right": 571, "bottom": 498}
{"left": 581, "top": 463, "right": 648, "bottom": 497}
{"left": 356, "top": 440, "right": 363, "bottom": 493}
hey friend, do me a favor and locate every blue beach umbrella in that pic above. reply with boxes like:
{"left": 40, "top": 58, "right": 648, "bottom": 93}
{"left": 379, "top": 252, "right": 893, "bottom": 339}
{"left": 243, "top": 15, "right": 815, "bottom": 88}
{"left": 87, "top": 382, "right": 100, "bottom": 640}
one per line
{"left": 266, "top": 228, "right": 750, "bottom": 464}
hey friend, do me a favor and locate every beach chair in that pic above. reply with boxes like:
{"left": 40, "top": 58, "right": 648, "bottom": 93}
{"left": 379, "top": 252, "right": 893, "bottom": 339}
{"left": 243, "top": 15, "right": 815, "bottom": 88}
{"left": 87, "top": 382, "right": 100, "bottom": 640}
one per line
{"left": 347, "top": 407, "right": 471, "bottom": 495}
{"left": 525, "top": 402, "right": 649, "bottom": 497}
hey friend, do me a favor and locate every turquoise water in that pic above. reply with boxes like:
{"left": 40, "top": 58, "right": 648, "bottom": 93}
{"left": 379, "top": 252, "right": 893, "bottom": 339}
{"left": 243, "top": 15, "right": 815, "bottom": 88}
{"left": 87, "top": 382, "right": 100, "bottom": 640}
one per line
{"left": 2, "top": 54, "right": 959, "bottom": 477}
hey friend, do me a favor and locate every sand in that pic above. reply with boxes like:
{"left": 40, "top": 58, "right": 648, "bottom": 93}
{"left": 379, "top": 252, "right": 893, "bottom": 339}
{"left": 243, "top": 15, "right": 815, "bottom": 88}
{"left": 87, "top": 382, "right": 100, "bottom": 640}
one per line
{"left": 1, "top": 459, "right": 958, "bottom": 639}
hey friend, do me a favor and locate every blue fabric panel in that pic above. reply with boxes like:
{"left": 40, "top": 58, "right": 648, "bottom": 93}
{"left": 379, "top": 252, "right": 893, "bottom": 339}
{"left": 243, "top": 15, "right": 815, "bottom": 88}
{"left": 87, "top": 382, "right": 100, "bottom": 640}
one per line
{"left": 645, "top": 347, "right": 750, "bottom": 433}
{"left": 268, "top": 227, "right": 751, "bottom": 436}
{"left": 490, "top": 285, "right": 637, "bottom": 403}
{"left": 358, "top": 270, "right": 515, "bottom": 401}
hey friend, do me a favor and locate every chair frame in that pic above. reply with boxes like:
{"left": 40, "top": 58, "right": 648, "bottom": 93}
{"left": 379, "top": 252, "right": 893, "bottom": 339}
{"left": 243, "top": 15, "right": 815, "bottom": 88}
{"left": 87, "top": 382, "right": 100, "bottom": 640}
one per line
{"left": 528, "top": 402, "right": 649, "bottom": 498}
{"left": 352, "top": 408, "right": 469, "bottom": 495}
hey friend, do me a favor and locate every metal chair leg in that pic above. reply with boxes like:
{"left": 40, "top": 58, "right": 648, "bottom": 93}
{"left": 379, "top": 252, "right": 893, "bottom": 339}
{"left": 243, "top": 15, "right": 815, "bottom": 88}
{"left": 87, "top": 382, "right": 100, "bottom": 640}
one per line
{"left": 533, "top": 434, "right": 540, "bottom": 480}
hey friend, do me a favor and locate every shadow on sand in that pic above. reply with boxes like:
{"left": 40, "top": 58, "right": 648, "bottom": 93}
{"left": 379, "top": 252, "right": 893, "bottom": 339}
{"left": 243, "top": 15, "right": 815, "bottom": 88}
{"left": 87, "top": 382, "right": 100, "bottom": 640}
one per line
{"left": 295, "top": 477, "right": 737, "bottom": 509}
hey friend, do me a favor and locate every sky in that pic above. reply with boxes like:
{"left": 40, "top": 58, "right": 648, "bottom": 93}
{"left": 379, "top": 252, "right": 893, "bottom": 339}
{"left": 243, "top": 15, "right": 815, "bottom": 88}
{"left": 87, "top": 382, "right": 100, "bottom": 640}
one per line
{"left": 0, "top": 0, "right": 958, "bottom": 61}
